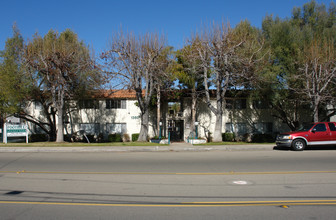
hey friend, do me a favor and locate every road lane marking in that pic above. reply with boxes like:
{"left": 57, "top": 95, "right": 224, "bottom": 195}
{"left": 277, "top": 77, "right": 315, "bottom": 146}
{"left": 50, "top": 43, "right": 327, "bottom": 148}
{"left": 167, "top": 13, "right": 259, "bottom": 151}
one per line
{"left": 0, "top": 200, "right": 336, "bottom": 207}
{"left": 186, "top": 199, "right": 336, "bottom": 204}
{"left": 1, "top": 170, "right": 336, "bottom": 175}
{"left": 232, "top": 181, "right": 248, "bottom": 185}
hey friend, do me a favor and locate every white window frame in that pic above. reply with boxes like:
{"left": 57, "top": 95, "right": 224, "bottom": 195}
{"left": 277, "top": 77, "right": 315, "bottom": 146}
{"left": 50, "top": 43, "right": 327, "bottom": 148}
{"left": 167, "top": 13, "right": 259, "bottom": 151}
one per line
{"left": 253, "top": 122, "right": 273, "bottom": 134}
{"left": 79, "top": 123, "right": 100, "bottom": 134}
{"left": 225, "top": 123, "right": 247, "bottom": 134}
{"left": 106, "top": 123, "right": 127, "bottom": 134}
{"left": 106, "top": 99, "right": 126, "bottom": 109}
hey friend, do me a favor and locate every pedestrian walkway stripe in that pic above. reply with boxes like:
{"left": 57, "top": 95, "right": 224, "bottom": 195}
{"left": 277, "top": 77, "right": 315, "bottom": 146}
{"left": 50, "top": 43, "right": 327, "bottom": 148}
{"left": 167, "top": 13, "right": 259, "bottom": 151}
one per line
{"left": 1, "top": 170, "right": 336, "bottom": 175}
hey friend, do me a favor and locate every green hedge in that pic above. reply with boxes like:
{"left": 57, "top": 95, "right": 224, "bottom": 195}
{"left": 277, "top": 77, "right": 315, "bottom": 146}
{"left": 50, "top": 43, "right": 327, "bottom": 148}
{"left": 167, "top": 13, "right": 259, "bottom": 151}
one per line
{"left": 251, "top": 134, "right": 275, "bottom": 143}
{"left": 30, "top": 134, "right": 49, "bottom": 142}
{"left": 132, "top": 133, "right": 140, "bottom": 142}
{"left": 86, "top": 134, "right": 96, "bottom": 143}
{"left": 108, "top": 134, "right": 122, "bottom": 142}
{"left": 222, "top": 133, "right": 235, "bottom": 142}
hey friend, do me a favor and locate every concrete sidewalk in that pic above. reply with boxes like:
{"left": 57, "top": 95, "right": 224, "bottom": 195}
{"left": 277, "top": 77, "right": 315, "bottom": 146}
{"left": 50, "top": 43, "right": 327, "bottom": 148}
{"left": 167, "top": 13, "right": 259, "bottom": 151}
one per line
{"left": 0, "top": 142, "right": 276, "bottom": 152}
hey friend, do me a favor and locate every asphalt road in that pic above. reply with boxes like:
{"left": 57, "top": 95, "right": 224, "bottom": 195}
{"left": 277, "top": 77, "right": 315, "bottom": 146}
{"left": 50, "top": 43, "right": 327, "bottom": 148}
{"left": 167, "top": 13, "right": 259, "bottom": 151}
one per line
{"left": 0, "top": 150, "right": 336, "bottom": 219}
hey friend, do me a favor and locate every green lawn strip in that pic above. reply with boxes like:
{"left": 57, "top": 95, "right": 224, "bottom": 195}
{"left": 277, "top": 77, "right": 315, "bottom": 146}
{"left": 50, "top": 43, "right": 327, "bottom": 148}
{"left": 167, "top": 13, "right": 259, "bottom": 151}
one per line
{"left": 194, "top": 142, "right": 274, "bottom": 146}
{"left": 0, "top": 141, "right": 274, "bottom": 147}
{"left": 0, "top": 142, "right": 167, "bottom": 147}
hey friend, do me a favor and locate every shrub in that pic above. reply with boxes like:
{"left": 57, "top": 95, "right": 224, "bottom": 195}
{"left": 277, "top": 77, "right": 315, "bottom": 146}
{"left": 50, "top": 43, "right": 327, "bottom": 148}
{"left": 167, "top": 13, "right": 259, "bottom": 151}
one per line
{"left": 30, "top": 134, "right": 49, "bottom": 142}
{"left": 108, "top": 133, "right": 122, "bottom": 142}
{"left": 64, "top": 134, "right": 72, "bottom": 142}
{"left": 243, "top": 133, "right": 253, "bottom": 143}
{"left": 96, "top": 133, "right": 104, "bottom": 143}
{"left": 222, "top": 133, "right": 235, "bottom": 142}
{"left": 251, "top": 134, "right": 274, "bottom": 143}
{"left": 85, "top": 134, "right": 96, "bottom": 143}
{"left": 132, "top": 133, "right": 140, "bottom": 142}
{"left": 122, "top": 134, "right": 130, "bottom": 142}
{"left": 151, "top": 135, "right": 167, "bottom": 140}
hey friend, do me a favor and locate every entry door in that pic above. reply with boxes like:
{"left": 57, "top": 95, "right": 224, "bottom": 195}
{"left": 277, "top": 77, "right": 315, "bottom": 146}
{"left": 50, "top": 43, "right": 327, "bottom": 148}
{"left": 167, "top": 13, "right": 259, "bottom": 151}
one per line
{"left": 168, "top": 120, "right": 184, "bottom": 141}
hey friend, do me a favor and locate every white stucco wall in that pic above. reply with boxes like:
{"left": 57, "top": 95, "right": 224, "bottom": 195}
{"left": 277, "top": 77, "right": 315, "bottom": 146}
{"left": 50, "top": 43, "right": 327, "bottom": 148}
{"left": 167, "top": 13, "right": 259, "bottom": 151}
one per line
{"left": 21, "top": 95, "right": 320, "bottom": 142}
{"left": 68, "top": 99, "right": 142, "bottom": 137}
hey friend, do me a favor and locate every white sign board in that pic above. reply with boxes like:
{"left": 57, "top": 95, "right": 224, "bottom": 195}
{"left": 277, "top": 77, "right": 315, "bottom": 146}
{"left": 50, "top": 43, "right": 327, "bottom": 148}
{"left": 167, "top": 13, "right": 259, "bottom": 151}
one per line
{"left": 3, "top": 123, "right": 28, "bottom": 143}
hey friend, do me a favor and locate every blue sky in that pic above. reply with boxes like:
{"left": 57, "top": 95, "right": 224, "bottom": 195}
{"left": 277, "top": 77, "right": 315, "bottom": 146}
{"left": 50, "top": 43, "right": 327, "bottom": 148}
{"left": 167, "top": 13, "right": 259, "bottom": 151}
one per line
{"left": 0, "top": 0, "right": 334, "bottom": 53}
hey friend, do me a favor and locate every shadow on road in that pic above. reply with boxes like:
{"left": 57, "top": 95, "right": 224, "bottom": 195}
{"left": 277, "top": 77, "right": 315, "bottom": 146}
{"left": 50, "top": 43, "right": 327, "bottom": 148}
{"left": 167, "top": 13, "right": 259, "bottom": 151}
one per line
{"left": 274, "top": 145, "right": 336, "bottom": 151}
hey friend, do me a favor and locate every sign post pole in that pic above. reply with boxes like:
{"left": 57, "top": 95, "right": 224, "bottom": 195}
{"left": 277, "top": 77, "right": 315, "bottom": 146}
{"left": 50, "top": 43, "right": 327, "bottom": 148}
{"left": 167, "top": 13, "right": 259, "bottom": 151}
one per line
{"left": 4, "top": 123, "right": 7, "bottom": 144}
{"left": 26, "top": 124, "right": 28, "bottom": 143}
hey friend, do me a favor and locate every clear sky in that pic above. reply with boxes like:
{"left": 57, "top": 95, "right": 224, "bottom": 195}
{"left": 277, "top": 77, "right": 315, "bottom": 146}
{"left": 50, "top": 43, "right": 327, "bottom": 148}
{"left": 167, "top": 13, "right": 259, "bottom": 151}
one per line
{"left": 0, "top": 0, "right": 334, "bottom": 54}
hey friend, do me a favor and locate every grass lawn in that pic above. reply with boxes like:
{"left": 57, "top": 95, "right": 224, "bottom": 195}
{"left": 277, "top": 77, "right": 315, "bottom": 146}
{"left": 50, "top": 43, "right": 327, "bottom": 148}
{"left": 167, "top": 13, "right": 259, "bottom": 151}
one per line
{"left": 0, "top": 142, "right": 167, "bottom": 147}
{"left": 195, "top": 142, "right": 274, "bottom": 145}
{"left": 0, "top": 140, "right": 274, "bottom": 147}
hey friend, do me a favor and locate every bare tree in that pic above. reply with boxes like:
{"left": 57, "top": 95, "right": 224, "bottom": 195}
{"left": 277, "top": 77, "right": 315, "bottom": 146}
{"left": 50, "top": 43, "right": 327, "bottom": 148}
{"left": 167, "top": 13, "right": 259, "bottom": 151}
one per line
{"left": 298, "top": 39, "right": 336, "bottom": 122}
{"left": 102, "top": 30, "right": 166, "bottom": 141}
{"left": 192, "top": 21, "right": 262, "bottom": 142}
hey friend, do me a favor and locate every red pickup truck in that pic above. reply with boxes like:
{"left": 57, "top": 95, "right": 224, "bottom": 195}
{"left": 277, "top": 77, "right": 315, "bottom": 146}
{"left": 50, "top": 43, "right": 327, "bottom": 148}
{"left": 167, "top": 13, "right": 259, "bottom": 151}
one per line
{"left": 276, "top": 122, "right": 336, "bottom": 151}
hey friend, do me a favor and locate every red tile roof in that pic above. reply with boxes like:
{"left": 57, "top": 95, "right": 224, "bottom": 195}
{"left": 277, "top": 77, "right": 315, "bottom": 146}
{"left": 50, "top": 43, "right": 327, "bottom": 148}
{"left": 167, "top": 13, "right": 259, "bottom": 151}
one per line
{"left": 93, "top": 90, "right": 140, "bottom": 99}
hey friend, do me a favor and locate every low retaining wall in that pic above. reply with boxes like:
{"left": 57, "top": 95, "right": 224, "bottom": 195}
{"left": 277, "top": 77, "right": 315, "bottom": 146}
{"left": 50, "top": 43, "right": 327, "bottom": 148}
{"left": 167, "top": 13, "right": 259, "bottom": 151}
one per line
{"left": 188, "top": 139, "right": 207, "bottom": 144}
{"left": 150, "top": 139, "right": 169, "bottom": 144}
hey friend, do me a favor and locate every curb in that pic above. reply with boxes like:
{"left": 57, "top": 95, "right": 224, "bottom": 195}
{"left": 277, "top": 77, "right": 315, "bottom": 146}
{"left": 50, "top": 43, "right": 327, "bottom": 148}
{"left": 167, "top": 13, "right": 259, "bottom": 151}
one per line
{"left": 0, "top": 144, "right": 275, "bottom": 153}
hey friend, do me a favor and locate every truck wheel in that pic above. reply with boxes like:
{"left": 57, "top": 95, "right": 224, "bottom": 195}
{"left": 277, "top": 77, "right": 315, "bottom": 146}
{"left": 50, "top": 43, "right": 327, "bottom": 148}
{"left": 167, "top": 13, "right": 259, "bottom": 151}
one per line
{"left": 291, "top": 139, "right": 306, "bottom": 151}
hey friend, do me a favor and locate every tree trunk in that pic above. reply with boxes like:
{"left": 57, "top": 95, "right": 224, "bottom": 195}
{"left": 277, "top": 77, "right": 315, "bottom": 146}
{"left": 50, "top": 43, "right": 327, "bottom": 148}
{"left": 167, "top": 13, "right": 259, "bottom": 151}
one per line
{"left": 213, "top": 112, "right": 223, "bottom": 142}
{"left": 190, "top": 89, "right": 197, "bottom": 135}
{"left": 313, "top": 101, "right": 319, "bottom": 122}
{"left": 157, "top": 85, "right": 161, "bottom": 137}
{"left": 55, "top": 88, "right": 65, "bottom": 143}
{"left": 213, "top": 98, "right": 223, "bottom": 142}
{"left": 203, "top": 68, "right": 223, "bottom": 142}
{"left": 138, "top": 108, "right": 149, "bottom": 141}
{"left": 50, "top": 110, "right": 57, "bottom": 141}
{"left": 56, "top": 107, "right": 64, "bottom": 142}
{"left": 212, "top": 72, "right": 225, "bottom": 142}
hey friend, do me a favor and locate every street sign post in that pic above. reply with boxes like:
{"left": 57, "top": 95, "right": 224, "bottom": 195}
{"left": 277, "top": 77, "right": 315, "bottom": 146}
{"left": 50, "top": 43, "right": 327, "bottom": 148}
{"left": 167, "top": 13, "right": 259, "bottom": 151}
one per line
{"left": 3, "top": 123, "right": 28, "bottom": 144}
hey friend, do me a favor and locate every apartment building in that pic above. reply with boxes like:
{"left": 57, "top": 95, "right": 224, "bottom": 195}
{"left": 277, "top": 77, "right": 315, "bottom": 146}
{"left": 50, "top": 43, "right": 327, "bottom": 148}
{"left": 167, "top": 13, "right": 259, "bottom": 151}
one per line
{"left": 22, "top": 89, "right": 317, "bottom": 142}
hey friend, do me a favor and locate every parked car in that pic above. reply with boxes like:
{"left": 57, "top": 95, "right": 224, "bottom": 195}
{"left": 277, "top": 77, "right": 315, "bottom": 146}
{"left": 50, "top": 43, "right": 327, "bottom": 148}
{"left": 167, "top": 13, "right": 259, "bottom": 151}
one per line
{"left": 276, "top": 122, "right": 336, "bottom": 151}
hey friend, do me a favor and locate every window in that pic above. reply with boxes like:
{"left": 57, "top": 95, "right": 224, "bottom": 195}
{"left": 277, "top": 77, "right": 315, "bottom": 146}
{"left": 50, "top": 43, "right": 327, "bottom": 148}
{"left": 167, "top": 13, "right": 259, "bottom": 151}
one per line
{"left": 225, "top": 123, "right": 234, "bottom": 133}
{"left": 226, "top": 100, "right": 233, "bottom": 109}
{"left": 226, "top": 99, "right": 246, "bottom": 109}
{"left": 106, "top": 99, "right": 126, "bottom": 109}
{"left": 79, "top": 123, "right": 100, "bottom": 134}
{"left": 298, "top": 123, "right": 315, "bottom": 131}
{"left": 313, "top": 124, "right": 326, "bottom": 132}
{"left": 235, "top": 99, "right": 246, "bottom": 109}
{"left": 225, "top": 123, "right": 247, "bottom": 134}
{"left": 79, "top": 100, "right": 99, "bottom": 109}
{"left": 106, "top": 123, "right": 126, "bottom": 134}
{"left": 328, "top": 123, "right": 336, "bottom": 131}
{"left": 253, "top": 100, "right": 270, "bottom": 109}
{"left": 237, "top": 123, "right": 247, "bottom": 134}
{"left": 253, "top": 122, "right": 273, "bottom": 134}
